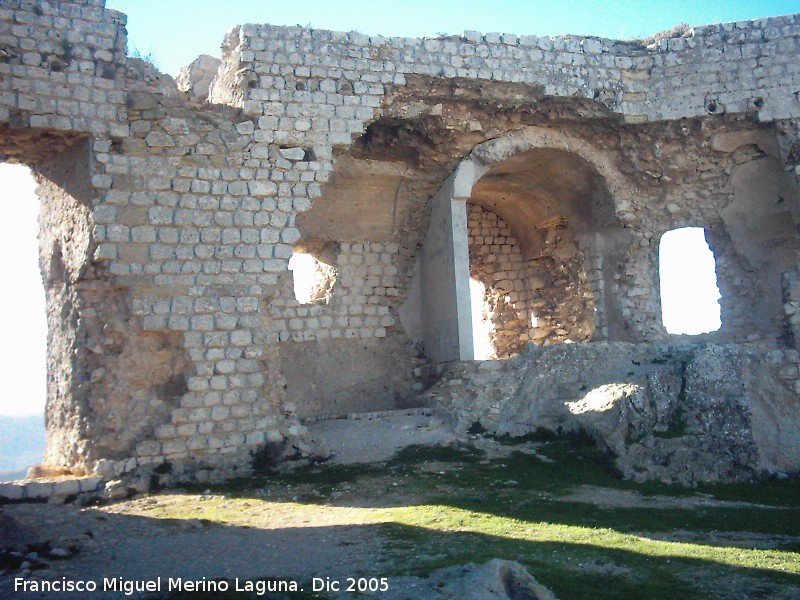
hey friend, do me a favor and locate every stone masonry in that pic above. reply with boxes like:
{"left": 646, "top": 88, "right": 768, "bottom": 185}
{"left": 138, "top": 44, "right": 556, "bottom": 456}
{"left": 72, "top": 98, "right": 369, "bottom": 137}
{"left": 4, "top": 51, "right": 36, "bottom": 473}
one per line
{"left": 1, "top": 0, "right": 800, "bottom": 490}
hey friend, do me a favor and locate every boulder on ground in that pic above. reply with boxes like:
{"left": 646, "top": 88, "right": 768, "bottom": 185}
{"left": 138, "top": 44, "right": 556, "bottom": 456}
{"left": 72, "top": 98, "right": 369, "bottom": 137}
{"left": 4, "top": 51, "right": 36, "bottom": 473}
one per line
{"left": 428, "top": 559, "right": 557, "bottom": 600}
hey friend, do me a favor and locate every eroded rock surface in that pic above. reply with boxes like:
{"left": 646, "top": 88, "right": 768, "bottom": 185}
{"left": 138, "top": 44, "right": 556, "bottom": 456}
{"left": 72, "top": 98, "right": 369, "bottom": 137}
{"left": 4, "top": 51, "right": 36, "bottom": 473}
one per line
{"left": 426, "top": 342, "right": 800, "bottom": 484}
{"left": 426, "top": 559, "right": 557, "bottom": 600}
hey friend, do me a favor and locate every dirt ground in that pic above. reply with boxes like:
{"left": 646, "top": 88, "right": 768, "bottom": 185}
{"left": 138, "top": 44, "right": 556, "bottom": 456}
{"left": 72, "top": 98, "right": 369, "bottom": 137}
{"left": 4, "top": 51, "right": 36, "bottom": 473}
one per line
{"left": 2, "top": 414, "right": 800, "bottom": 599}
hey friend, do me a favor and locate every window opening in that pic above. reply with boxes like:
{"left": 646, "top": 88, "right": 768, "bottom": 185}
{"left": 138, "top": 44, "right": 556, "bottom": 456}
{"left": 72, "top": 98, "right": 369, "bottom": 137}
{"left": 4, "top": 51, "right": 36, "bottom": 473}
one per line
{"left": 659, "top": 227, "right": 722, "bottom": 334}
{"left": 470, "top": 277, "right": 494, "bottom": 360}
{"left": 288, "top": 249, "right": 337, "bottom": 305}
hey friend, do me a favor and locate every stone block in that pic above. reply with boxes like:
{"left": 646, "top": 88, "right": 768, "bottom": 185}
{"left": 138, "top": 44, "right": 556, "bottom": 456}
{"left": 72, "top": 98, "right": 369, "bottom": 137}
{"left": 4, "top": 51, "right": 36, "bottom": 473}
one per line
{"left": 79, "top": 477, "right": 103, "bottom": 492}
{"left": 24, "top": 481, "right": 54, "bottom": 499}
{"left": 52, "top": 479, "right": 81, "bottom": 497}
{"left": 0, "top": 482, "right": 24, "bottom": 500}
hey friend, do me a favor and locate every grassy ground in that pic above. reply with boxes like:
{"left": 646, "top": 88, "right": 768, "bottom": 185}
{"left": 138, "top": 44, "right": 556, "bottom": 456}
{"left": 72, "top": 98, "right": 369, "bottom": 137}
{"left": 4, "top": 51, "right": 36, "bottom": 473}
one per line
{"left": 132, "top": 434, "right": 800, "bottom": 599}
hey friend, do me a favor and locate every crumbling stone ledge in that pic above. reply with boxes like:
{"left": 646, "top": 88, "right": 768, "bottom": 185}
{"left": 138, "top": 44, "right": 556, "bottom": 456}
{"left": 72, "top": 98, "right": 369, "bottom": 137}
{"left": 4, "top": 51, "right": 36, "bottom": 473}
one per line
{"left": 0, "top": 477, "right": 104, "bottom": 505}
{"left": 424, "top": 342, "right": 800, "bottom": 485}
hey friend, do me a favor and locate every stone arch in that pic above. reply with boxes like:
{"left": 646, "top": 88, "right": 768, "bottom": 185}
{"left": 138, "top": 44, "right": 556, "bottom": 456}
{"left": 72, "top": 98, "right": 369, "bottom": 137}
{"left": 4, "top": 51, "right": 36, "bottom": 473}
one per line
{"left": 419, "top": 127, "right": 636, "bottom": 361}
{"left": 467, "top": 126, "right": 637, "bottom": 206}
{"left": 470, "top": 128, "right": 639, "bottom": 342}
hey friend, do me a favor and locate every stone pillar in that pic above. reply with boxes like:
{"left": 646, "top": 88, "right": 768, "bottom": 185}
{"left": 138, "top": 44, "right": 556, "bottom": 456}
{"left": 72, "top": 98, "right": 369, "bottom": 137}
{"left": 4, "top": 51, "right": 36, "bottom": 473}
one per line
{"left": 420, "top": 161, "right": 481, "bottom": 362}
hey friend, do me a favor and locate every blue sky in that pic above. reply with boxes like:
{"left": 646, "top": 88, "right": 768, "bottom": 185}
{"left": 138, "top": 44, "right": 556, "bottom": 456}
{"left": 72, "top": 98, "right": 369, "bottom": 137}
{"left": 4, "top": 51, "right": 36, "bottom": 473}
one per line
{"left": 107, "top": 0, "right": 800, "bottom": 76}
{"left": 0, "top": 165, "right": 46, "bottom": 416}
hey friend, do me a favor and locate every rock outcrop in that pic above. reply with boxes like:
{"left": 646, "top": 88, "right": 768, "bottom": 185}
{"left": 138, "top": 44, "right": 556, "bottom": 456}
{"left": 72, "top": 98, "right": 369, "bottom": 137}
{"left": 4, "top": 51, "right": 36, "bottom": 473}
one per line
{"left": 426, "top": 342, "right": 800, "bottom": 484}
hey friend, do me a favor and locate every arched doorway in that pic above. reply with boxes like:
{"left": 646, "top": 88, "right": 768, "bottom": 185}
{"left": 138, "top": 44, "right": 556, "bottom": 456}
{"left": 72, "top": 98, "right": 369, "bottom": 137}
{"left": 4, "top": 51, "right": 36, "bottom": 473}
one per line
{"left": 468, "top": 147, "right": 621, "bottom": 351}
{"left": 419, "top": 133, "right": 629, "bottom": 363}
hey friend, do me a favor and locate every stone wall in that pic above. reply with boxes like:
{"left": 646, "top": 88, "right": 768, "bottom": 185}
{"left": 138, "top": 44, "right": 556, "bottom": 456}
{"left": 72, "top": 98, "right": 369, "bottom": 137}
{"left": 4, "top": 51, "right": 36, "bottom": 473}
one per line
{"left": 0, "top": 0, "right": 799, "bottom": 487}
{"left": 268, "top": 242, "right": 400, "bottom": 343}
{"left": 467, "top": 202, "right": 600, "bottom": 355}
{"left": 467, "top": 203, "right": 531, "bottom": 358}
{"left": 227, "top": 16, "right": 800, "bottom": 127}
{"left": 521, "top": 216, "right": 596, "bottom": 347}
{"left": 0, "top": 0, "right": 128, "bottom": 138}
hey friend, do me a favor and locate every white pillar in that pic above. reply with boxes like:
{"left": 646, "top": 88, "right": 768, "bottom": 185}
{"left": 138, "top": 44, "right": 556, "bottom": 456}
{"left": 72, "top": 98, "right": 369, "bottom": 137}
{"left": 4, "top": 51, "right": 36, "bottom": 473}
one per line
{"left": 420, "top": 160, "right": 481, "bottom": 362}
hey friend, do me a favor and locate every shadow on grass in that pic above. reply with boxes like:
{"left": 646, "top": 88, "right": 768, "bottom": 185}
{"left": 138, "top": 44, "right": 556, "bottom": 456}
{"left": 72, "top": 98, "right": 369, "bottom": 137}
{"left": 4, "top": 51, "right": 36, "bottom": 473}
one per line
{"left": 143, "top": 522, "right": 800, "bottom": 599}
{"left": 2, "top": 501, "right": 791, "bottom": 600}
{"left": 207, "top": 436, "right": 800, "bottom": 540}
{"left": 375, "top": 522, "right": 800, "bottom": 600}
{"left": 5, "top": 510, "right": 787, "bottom": 600}
{"left": 144, "top": 435, "right": 800, "bottom": 598}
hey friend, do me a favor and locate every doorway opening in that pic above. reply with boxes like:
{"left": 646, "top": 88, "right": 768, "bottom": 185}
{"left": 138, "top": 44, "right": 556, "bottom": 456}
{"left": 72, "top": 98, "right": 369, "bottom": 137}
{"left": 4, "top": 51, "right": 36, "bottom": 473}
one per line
{"left": 0, "top": 163, "right": 46, "bottom": 481}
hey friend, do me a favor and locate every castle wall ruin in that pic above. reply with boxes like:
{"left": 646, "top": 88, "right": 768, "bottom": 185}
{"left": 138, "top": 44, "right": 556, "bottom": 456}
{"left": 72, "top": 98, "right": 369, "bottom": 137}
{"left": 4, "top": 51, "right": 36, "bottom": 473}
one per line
{"left": 1, "top": 0, "right": 800, "bottom": 488}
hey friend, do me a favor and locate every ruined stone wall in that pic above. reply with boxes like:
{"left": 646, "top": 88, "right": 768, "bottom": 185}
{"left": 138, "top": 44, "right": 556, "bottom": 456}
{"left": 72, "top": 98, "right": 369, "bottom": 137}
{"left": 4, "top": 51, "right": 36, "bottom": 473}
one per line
{"left": 197, "top": 14, "right": 800, "bottom": 358}
{"left": 262, "top": 239, "right": 418, "bottom": 419}
{"left": 95, "top": 74, "right": 304, "bottom": 481}
{"left": 613, "top": 122, "right": 800, "bottom": 342}
{"left": 228, "top": 16, "right": 800, "bottom": 129}
{"left": 524, "top": 219, "right": 596, "bottom": 346}
{"left": 0, "top": 1, "right": 307, "bottom": 481}
{"left": 642, "top": 20, "right": 800, "bottom": 122}
{"left": 0, "top": 0, "right": 128, "bottom": 138}
{"left": 462, "top": 120, "right": 800, "bottom": 345}
{"left": 1, "top": 0, "right": 799, "bottom": 486}
{"left": 467, "top": 203, "right": 599, "bottom": 356}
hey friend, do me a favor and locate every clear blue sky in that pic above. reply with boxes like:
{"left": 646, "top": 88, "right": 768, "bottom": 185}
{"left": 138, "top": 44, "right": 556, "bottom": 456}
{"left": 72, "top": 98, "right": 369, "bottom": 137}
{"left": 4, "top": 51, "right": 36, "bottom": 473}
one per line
{"left": 107, "top": 0, "right": 800, "bottom": 76}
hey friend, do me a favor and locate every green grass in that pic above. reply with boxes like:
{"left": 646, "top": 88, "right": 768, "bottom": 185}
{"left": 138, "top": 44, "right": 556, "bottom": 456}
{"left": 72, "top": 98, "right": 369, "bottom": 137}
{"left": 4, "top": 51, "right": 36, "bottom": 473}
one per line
{"left": 139, "top": 434, "right": 800, "bottom": 600}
